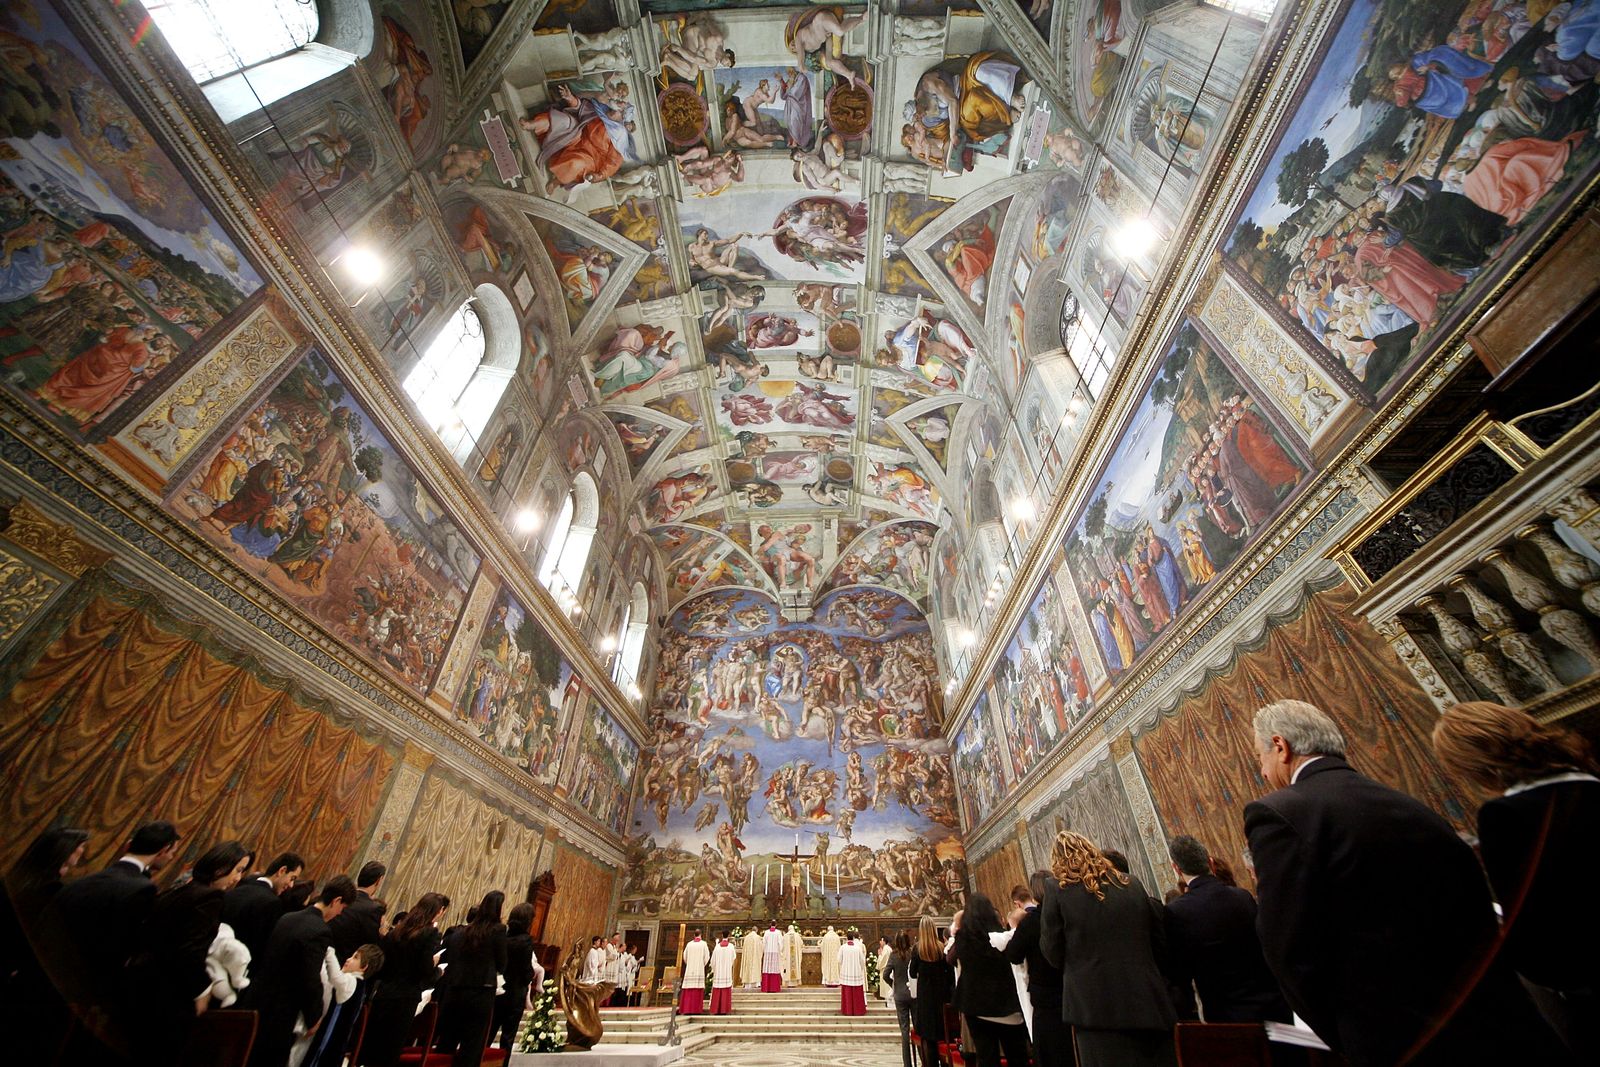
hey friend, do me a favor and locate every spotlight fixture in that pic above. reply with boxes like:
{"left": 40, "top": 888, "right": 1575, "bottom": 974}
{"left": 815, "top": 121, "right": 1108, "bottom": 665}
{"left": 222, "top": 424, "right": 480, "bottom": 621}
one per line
{"left": 1110, "top": 217, "right": 1159, "bottom": 260}
{"left": 958, "top": 628, "right": 977, "bottom": 648}
{"left": 1009, "top": 496, "right": 1036, "bottom": 522}
{"left": 600, "top": 634, "right": 618, "bottom": 652}
{"left": 513, "top": 509, "right": 542, "bottom": 533}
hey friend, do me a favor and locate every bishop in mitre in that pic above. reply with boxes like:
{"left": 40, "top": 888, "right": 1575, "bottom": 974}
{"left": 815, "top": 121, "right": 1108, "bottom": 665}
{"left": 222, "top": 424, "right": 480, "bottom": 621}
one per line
{"left": 680, "top": 929, "right": 709, "bottom": 1015}
{"left": 740, "top": 927, "right": 764, "bottom": 988}
{"left": 839, "top": 932, "right": 868, "bottom": 1016}
{"left": 710, "top": 932, "right": 737, "bottom": 1015}
{"left": 761, "top": 922, "right": 785, "bottom": 992}
{"left": 819, "top": 925, "right": 842, "bottom": 986}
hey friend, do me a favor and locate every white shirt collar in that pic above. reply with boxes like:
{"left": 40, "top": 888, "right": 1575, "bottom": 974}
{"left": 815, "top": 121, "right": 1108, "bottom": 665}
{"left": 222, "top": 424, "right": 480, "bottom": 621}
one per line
{"left": 1504, "top": 771, "right": 1600, "bottom": 796}
{"left": 117, "top": 855, "right": 148, "bottom": 873}
{"left": 1290, "top": 756, "right": 1327, "bottom": 784}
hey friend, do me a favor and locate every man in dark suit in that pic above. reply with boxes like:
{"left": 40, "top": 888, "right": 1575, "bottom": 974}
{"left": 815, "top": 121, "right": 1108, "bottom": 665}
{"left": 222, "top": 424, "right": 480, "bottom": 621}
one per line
{"left": 1244, "top": 700, "right": 1568, "bottom": 1066}
{"left": 221, "top": 850, "right": 303, "bottom": 965}
{"left": 310, "top": 860, "right": 387, "bottom": 1067}
{"left": 1162, "top": 834, "right": 1289, "bottom": 1023}
{"left": 246, "top": 875, "right": 358, "bottom": 1067}
{"left": 41, "top": 820, "right": 180, "bottom": 1052}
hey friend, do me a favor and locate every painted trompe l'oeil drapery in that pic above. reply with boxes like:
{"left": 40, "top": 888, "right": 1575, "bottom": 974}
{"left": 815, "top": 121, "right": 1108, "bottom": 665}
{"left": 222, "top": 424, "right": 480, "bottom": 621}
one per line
{"left": 1132, "top": 581, "right": 1477, "bottom": 890}
{"left": 0, "top": 584, "right": 395, "bottom": 879}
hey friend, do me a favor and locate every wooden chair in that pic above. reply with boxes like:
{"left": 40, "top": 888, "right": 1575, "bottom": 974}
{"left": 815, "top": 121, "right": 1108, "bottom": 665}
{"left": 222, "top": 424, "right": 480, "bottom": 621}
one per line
{"left": 1174, "top": 1022, "right": 1273, "bottom": 1067}
{"left": 657, "top": 965, "right": 679, "bottom": 1006}
{"left": 396, "top": 1000, "right": 440, "bottom": 1065}
{"left": 177, "top": 1009, "right": 257, "bottom": 1067}
{"left": 344, "top": 1003, "right": 371, "bottom": 1067}
{"left": 633, "top": 965, "right": 658, "bottom": 1007}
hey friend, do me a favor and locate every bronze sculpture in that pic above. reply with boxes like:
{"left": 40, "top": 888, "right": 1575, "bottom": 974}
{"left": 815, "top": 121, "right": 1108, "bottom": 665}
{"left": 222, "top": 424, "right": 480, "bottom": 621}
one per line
{"left": 558, "top": 938, "right": 615, "bottom": 1050}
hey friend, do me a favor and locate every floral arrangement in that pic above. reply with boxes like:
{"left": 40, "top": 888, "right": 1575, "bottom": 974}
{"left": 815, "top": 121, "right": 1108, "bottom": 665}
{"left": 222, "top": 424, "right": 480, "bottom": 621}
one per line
{"left": 845, "top": 925, "right": 859, "bottom": 937}
{"left": 865, "top": 944, "right": 880, "bottom": 994}
{"left": 519, "top": 985, "right": 564, "bottom": 1053}
{"left": 731, "top": 926, "right": 745, "bottom": 940}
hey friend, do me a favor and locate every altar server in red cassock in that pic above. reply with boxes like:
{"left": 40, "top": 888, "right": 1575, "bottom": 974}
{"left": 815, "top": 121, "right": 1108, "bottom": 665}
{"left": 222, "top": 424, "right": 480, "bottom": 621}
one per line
{"left": 710, "top": 934, "right": 737, "bottom": 1015}
{"left": 679, "top": 930, "right": 708, "bottom": 1015}
{"left": 761, "top": 924, "right": 785, "bottom": 992}
{"left": 839, "top": 934, "right": 868, "bottom": 1016}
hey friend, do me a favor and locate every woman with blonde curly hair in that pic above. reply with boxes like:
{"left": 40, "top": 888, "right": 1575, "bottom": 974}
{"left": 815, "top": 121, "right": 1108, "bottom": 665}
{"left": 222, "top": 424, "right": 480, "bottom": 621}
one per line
{"left": 1432, "top": 701, "right": 1600, "bottom": 1058}
{"left": 1038, "top": 831, "right": 1176, "bottom": 1066}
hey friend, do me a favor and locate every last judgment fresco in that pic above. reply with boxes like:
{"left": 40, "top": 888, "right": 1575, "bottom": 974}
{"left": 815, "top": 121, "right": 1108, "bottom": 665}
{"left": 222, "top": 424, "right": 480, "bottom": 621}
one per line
{"left": 623, "top": 586, "right": 966, "bottom": 918}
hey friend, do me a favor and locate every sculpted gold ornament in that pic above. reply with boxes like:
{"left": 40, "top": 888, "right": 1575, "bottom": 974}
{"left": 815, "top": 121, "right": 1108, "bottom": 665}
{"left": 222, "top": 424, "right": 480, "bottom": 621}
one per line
{"left": 558, "top": 937, "right": 614, "bottom": 1050}
{"left": 0, "top": 501, "right": 113, "bottom": 578}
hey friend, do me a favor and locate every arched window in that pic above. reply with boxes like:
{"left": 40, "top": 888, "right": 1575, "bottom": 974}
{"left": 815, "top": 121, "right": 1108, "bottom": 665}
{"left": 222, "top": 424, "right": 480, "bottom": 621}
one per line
{"left": 402, "top": 284, "right": 517, "bottom": 464}
{"left": 146, "top": 0, "right": 373, "bottom": 124}
{"left": 146, "top": 0, "right": 318, "bottom": 83}
{"left": 612, "top": 582, "right": 650, "bottom": 693}
{"left": 538, "top": 473, "right": 598, "bottom": 604}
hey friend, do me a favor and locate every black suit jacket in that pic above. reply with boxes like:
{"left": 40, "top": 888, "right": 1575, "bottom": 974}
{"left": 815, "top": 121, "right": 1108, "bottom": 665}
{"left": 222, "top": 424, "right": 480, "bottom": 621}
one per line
{"left": 251, "top": 906, "right": 333, "bottom": 1040}
{"left": 1244, "top": 756, "right": 1563, "bottom": 1066}
{"left": 127, "top": 881, "right": 225, "bottom": 1021}
{"left": 949, "top": 929, "right": 1021, "bottom": 1018}
{"left": 1163, "top": 874, "right": 1288, "bottom": 1023}
{"left": 220, "top": 877, "right": 285, "bottom": 965}
{"left": 42, "top": 859, "right": 157, "bottom": 1004}
{"left": 326, "top": 890, "right": 383, "bottom": 963}
{"left": 1476, "top": 776, "right": 1600, "bottom": 991}
{"left": 1039, "top": 873, "right": 1175, "bottom": 1033}
{"left": 1001, "top": 903, "right": 1063, "bottom": 999}
{"left": 439, "top": 924, "right": 507, "bottom": 993}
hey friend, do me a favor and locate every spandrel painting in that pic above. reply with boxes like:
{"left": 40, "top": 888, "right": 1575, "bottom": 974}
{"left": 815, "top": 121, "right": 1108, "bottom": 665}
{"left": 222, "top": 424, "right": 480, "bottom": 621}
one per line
{"left": 171, "top": 349, "right": 480, "bottom": 694}
{"left": 455, "top": 585, "right": 577, "bottom": 781}
{"left": 1224, "top": 0, "right": 1600, "bottom": 397}
{"left": 1062, "top": 321, "right": 1307, "bottom": 679}
{"left": 623, "top": 587, "right": 965, "bottom": 917}
{"left": 0, "top": 0, "right": 262, "bottom": 437}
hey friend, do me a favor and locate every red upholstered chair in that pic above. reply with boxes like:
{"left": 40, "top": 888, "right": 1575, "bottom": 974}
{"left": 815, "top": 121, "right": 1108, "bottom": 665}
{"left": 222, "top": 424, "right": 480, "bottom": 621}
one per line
{"left": 396, "top": 1000, "right": 440, "bottom": 1065}
{"left": 1174, "top": 1022, "right": 1273, "bottom": 1067}
{"left": 344, "top": 1003, "right": 371, "bottom": 1067}
{"left": 177, "top": 1009, "right": 258, "bottom": 1067}
{"left": 939, "top": 1003, "right": 966, "bottom": 1067}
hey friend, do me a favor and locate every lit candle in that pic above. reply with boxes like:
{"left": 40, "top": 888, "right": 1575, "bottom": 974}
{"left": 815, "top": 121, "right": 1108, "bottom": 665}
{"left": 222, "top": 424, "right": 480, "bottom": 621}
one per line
{"left": 806, "top": 866, "right": 811, "bottom": 897}
{"left": 764, "top": 864, "right": 769, "bottom": 894}
{"left": 749, "top": 864, "right": 755, "bottom": 896}
{"left": 779, "top": 863, "right": 785, "bottom": 896}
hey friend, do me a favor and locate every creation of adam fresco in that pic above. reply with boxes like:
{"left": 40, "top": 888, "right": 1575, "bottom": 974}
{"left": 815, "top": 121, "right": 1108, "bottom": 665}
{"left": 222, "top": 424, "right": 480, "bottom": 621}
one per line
{"left": 622, "top": 586, "right": 966, "bottom": 918}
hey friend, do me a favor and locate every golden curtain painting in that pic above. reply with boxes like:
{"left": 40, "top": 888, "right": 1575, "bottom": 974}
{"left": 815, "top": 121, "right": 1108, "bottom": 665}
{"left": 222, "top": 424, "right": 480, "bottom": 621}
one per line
{"left": 542, "top": 842, "right": 616, "bottom": 964}
{"left": 0, "top": 585, "right": 395, "bottom": 879}
{"left": 384, "top": 771, "right": 543, "bottom": 914}
{"left": 1131, "top": 581, "right": 1475, "bottom": 889}
{"left": 971, "top": 838, "right": 1025, "bottom": 908}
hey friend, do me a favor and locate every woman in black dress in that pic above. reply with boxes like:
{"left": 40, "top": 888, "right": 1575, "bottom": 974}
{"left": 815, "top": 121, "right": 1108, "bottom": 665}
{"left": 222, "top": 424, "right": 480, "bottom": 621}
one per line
{"left": 434, "top": 890, "right": 507, "bottom": 1067}
{"left": 1433, "top": 700, "right": 1600, "bottom": 1059}
{"left": 1039, "top": 830, "right": 1176, "bottom": 1067}
{"left": 949, "top": 894, "right": 1030, "bottom": 1067}
{"left": 492, "top": 902, "right": 537, "bottom": 1051}
{"left": 907, "top": 915, "right": 953, "bottom": 1067}
{"left": 2, "top": 826, "right": 90, "bottom": 1064}
{"left": 362, "top": 892, "right": 445, "bottom": 1066}
{"left": 126, "top": 841, "right": 251, "bottom": 1036}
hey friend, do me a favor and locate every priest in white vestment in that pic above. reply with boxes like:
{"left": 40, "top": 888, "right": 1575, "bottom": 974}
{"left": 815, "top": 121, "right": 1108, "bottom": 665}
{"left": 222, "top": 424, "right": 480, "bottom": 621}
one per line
{"left": 820, "top": 926, "right": 842, "bottom": 986}
{"left": 710, "top": 934, "right": 737, "bottom": 1015}
{"left": 761, "top": 924, "right": 785, "bottom": 992}
{"left": 680, "top": 930, "right": 709, "bottom": 1015}
{"left": 741, "top": 928, "right": 764, "bottom": 988}
{"left": 838, "top": 933, "right": 868, "bottom": 1016}
{"left": 785, "top": 924, "right": 804, "bottom": 987}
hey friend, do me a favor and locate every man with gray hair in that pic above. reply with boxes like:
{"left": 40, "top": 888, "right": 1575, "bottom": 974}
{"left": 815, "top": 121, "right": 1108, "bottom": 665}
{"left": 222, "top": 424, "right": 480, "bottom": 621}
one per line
{"left": 1244, "top": 700, "right": 1567, "bottom": 1065}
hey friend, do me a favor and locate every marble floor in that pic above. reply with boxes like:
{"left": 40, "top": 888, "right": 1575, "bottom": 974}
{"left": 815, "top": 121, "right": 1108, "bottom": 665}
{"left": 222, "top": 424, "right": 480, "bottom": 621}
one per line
{"left": 676, "top": 1041, "right": 905, "bottom": 1066}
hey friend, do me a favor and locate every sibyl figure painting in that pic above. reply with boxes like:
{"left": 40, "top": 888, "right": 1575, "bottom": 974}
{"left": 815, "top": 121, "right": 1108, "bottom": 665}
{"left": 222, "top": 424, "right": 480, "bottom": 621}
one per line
{"left": 0, "top": 1, "right": 262, "bottom": 436}
{"left": 1225, "top": 0, "right": 1600, "bottom": 396}
{"left": 173, "top": 350, "right": 480, "bottom": 694}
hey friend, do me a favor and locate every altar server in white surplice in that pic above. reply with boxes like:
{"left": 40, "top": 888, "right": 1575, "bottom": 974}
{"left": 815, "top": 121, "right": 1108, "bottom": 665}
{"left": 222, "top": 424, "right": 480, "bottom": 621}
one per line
{"left": 680, "top": 930, "right": 709, "bottom": 1015}
{"left": 741, "top": 928, "right": 764, "bottom": 988}
{"left": 838, "top": 934, "right": 868, "bottom": 1016}
{"left": 710, "top": 934, "right": 737, "bottom": 1015}
{"left": 877, "top": 937, "right": 893, "bottom": 999}
{"left": 820, "top": 926, "right": 842, "bottom": 986}
{"left": 761, "top": 924, "right": 785, "bottom": 992}
{"left": 785, "top": 924, "right": 803, "bottom": 987}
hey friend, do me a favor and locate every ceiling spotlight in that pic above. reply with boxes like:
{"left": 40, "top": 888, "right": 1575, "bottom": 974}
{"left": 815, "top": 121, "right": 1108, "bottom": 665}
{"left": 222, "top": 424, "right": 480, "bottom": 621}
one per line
{"left": 600, "top": 634, "right": 618, "bottom": 652}
{"left": 958, "top": 629, "right": 977, "bottom": 648}
{"left": 1009, "top": 496, "right": 1036, "bottom": 522}
{"left": 627, "top": 682, "right": 642, "bottom": 700}
{"left": 1110, "top": 217, "right": 1159, "bottom": 260}
{"left": 513, "top": 509, "right": 541, "bottom": 533}
{"left": 339, "top": 245, "right": 387, "bottom": 289}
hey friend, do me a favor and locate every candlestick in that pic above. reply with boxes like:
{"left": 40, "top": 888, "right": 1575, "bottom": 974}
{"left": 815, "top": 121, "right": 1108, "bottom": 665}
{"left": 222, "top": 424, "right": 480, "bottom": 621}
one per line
{"left": 805, "top": 866, "right": 811, "bottom": 897}
{"left": 779, "top": 863, "right": 785, "bottom": 896}
{"left": 749, "top": 864, "right": 755, "bottom": 896}
{"left": 764, "top": 864, "right": 769, "bottom": 894}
